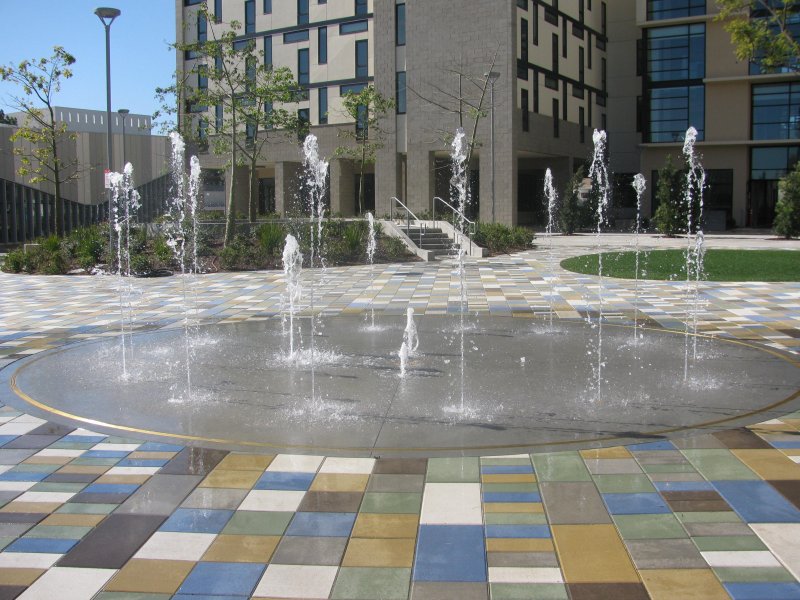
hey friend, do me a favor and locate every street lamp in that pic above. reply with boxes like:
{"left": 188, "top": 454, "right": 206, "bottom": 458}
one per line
{"left": 95, "top": 6, "right": 120, "bottom": 250}
{"left": 118, "top": 108, "right": 129, "bottom": 169}
{"left": 484, "top": 71, "right": 500, "bottom": 223}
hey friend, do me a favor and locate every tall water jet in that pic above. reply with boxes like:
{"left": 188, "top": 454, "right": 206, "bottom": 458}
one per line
{"left": 404, "top": 307, "right": 419, "bottom": 355}
{"left": 543, "top": 168, "right": 558, "bottom": 330}
{"left": 282, "top": 234, "right": 303, "bottom": 359}
{"left": 450, "top": 128, "right": 469, "bottom": 412}
{"left": 188, "top": 156, "right": 202, "bottom": 274}
{"left": 588, "top": 130, "right": 610, "bottom": 401}
{"left": 398, "top": 341, "right": 409, "bottom": 378}
{"left": 682, "top": 127, "right": 706, "bottom": 379}
{"left": 632, "top": 174, "right": 647, "bottom": 341}
{"left": 366, "top": 212, "right": 377, "bottom": 329}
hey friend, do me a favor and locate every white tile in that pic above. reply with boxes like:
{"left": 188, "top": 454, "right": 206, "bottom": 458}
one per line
{"left": 0, "top": 422, "right": 40, "bottom": 436}
{"left": 70, "top": 429, "right": 104, "bottom": 437}
{"left": 267, "top": 454, "right": 324, "bottom": 473}
{"left": 319, "top": 457, "right": 375, "bottom": 474}
{"left": 12, "top": 416, "right": 46, "bottom": 425}
{"left": 105, "top": 466, "right": 160, "bottom": 476}
{"left": 701, "top": 551, "right": 782, "bottom": 568}
{"left": 750, "top": 523, "right": 800, "bottom": 580}
{"left": 133, "top": 532, "right": 216, "bottom": 561}
{"left": 0, "top": 465, "right": 11, "bottom": 475}
{"left": 0, "top": 552, "right": 62, "bottom": 569}
{"left": 488, "top": 567, "right": 564, "bottom": 583}
{"left": 35, "top": 449, "right": 85, "bottom": 458}
{"left": 253, "top": 564, "right": 338, "bottom": 598}
{"left": 239, "top": 490, "right": 306, "bottom": 512}
{"left": 91, "top": 443, "right": 139, "bottom": 452}
{"left": 16, "top": 567, "right": 115, "bottom": 600}
{"left": 15, "top": 491, "right": 75, "bottom": 504}
{"left": 0, "top": 481, "right": 36, "bottom": 492}
{"left": 790, "top": 456, "right": 800, "bottom": 464}
{"left": 420, "top": 483, "right": 482, "bottom": 525}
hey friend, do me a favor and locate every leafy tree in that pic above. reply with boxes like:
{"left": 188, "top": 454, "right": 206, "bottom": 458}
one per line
{"left": 0, "top": 110, "right": 17, "bottom": 125}
{"left": 652, "top": 155, "right": 687, "bottom": 237}
{"left": 334, "top": 85, "right": 394, "bottom": 215}
{"left": 560, "top": 167, "right": 587, "bottom": 235}
{"left": 716, "top": 0, "right": 800, "bottom": 71}
{"left": 775, "top": 160, "right": 800, "bottom": 237}
{"left": 0, "top": 47, "right": 82, "bottom": 236}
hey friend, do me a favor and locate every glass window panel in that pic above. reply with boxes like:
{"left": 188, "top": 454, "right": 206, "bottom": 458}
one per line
{"left": 318, "top": 87, "right": 328, "bottom": 124}
{"left": 318, "top": 27, "right": 327, "bottom": 64}
{"left": 396, "top": 71, "right": 406, "bottom": 114}
{"left": 340, "top": 20, "right": 369, "bottom": 34}
{"left": 356, "top": 40, "right": 368, "bottom": 78}
{"left": 284, "top": 29, "right": 310, "bottom": 43}
{"left": 396, "top": 4, "right": 406, "bottom": 46}
{"left": 245, "top": 0, "right": 255, "bottom": 34}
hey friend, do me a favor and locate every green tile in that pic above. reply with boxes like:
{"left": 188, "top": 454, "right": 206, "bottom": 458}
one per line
{"left": 641, "top": 463, "right": 698, "bottom": 474}
{"left": 681, "top": 450, "right": 758, "bottom": 480}
{"left": 0, "top": 537, "right": 14, "bottom": 551}
{"left": 222, "top": 511, "right": 292, "bottom": 535}
{"left": 56, "top": 503, "right": 117, "bottom": 515}
{"left": 426, "top": 458, "right": 480, "bottom": 483}
{"left": 10, "top": 464, "right": 60, "bottom": 474}
{"left": 485, "top": 512, "right": 548, "bottom": 525}
{"left": 674, "top": 511, "right": 742, "bottom": 524}
{"left": 30, "top": 482, "right": 87, "bottom": 493}
{"left": 613, "top": 514, "right": 687, "bottom": 540}
{"left": 593, "top": 474, "right": 656, "bottom": 493}
{"left": 26, "top": 525, "right": 93, "bottom": 539}
{"left": 483, "top": 483, "right": 539, "bottom": 493}
{"left": 103, "top": 437, "right": 141, "bottom": 444}
{"left": 693, "top": 536, "right": 767, "bottom": 552}
{"left": 71, "top": 458, "right": 120, "bottom": 466}
{"left": 713, "top": 567, "right": 797, "bottom": 583}
{"left": 48, "top": 442, "right": 94, "bottom": 450}
{"left": 490, "top": 583, "right": 569, "bottom": 600}
{"left": 481, "top": 458, "right": 533, "bottom": 467}
{"left": 331, "top": 567, "right": 410, "bottom": 600}
{"left": 532, "top": 452, "right": 591, "bottom": 482}
{"left": 360, "top": 493, "right": 422, "bottom": 514}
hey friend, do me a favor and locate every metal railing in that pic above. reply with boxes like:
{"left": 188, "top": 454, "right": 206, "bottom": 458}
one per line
{"left": 433, "top": 196, "right": 476, "bottom": 238}
{"left": 389, "top": 196, "right": 425, "bottom": 247}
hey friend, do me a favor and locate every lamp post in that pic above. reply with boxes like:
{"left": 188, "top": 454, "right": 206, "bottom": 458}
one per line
{"left": 484, "top": 71, "right": 500, "bottom": 223}
{"left": 118, "top": 108, "right": 129, "bottom": 169}
{"left": 95, "top": 6, "right": 120, "bottom": 252}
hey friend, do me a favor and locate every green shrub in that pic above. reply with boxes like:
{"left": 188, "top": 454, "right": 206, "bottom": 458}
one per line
{"left": 652, "top": 155, "right": 687, "bottom": 237}
{"left": 472, "top": 223, "right": 533, "bottom": 255}
{"left": 775, "top": 162, "right": 800, "bottom": 239}
{"left": 130, "top": 253, "right": 153, "bottom": 276}
{"left": 2, "top": 249, "right": 25, "bottom": 273}
{"left": 379, "top": 236, "right": 409, "bottom": 260}
{"left": 220, "top": 234, "right": 257, "bottom": 270}
{"left": 343, "top": 222, "right": 365, "bottom": 257}
{"left": 152, "top": 235, "right": 173, "bottom": 264}
{"left": 256, "top": 222, "right": 286, "bottom": 257}
{"left": 67, "top": 226, "right": 105, "bottom": 271}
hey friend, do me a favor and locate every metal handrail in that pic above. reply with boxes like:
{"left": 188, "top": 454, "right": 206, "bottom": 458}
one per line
{"left": 433, "top": 196, "right": 476, "bottom": 237}
{"left": 389, "top": 196, "right": 425, "bottom": 247}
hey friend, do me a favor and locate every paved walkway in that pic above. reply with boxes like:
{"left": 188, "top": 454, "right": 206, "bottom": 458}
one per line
{"left": 0, "top": 234, "right": 798, "bottom": 599}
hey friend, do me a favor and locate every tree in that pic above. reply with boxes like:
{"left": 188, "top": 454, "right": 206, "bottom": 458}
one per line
{"left": 0, "top": 47, "right": 82, "bottom": 236}
{"left": 334, "top": 85, "right": 394, "bottom": 215}
{"left": 652, "top": 155, "right": 687, "bottom": 237}
{"left": 775, "top": 160, "right": 800, "bottom": 237}
{"left": 560, "top": 167, "right": 587, "bottom": 235}
{"left": 0, "top": 110, "right": 17, "bottom": 125}
{"left": 716, "top": 0, "right": 800, "bottom": 72}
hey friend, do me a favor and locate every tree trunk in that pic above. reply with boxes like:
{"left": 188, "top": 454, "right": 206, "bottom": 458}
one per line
{"left": 358, "top": 144, "right": 366, "bottom": 215}
{"left": 224, "top": 128, "right": 237, "bottom": 247}
{"left": 49, "top": 112, "right": 64, "bottom": 237}
{"left": 248, "top": 162, "right": 257, "bottom": 223}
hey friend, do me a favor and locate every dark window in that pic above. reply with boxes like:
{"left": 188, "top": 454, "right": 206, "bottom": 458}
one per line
{"left": 298, "top": 0, "right": 309, "bottom": 25}
{"left": 356, "top": 104, "right": 368, "bottom": 138}
{"left": 198, "top": 65, "right": 208, "bottom": 89}
{"left": 545, "top": 75, "right": 558, "bottom": 90}
{"left": 704, "top": 169, "right": 733, "bottom": 215}
{"left": 246, "top": 56, "right": 256, "bottom": 85}
{"left": 647, "top": 24, "right": 705, "bottom": 83}
{"left": 562, "top": 85, "right": 568, "bottom": 119}
{"left": 298, "top": 48, "right": 310, "bottom": 86}
{"left": 233, "top": 39, "right": 250, "bottom": 51}
{"left": 265, "top": 101, "right": 273, "bottom": 128}
{"left": 355, "top": 0, "right": 368, "bottom": 16}
{"left": 562, "top": 19, "right": 568, "bottom": 57}
{"left": 534, "top": 74, "right": 539, "bottom": 112}
{"left": 580, "top": 106, "right": 585, "bottom": 143}
{"left": 215, "top": 54, "right": 223, "bottom": 75}
{"left": 214, "top": 0, "right": 222, "bottom": 22}
{"left": 319, "top": 87, "right": 328, "bottom": 124}
{"left": 647, "top": 0, "right": 705, "bottom": 20}
{"left": 552, "top": 34, "right": 559, "bottom": 75}
{"left": 298, "top": 108, "right": 310, "bottom": 133}
{"left": 648, "top": 85, "right": 704, "bottom": 141}
{"left": 284, "top": 29, "right": 310, "bottom": 42}
{"left": 749, "top": 2, "right": 800, "bottom": 73}
{"left": 341, "top": 83, "right": 366, "bottom": 94}
{"left": 752, "top": 82, "right": 800, "bottom": 140}
{"left": 264, "top": 35, "right": 272, "bottom": 67}
{"left": 340, "top": 20, "right": 368, "bottom": 34}
{"left": 751, "top": 146, "right": 800, "bottom": 180}
{"left": 588, "top": 31, "right": 593, "bottom": 68}
{"left": 396, "top": 4, "right": 406, "bottom": 46}
{"left": 318, "top": 27, "right": 327, "bottom": 63}
{"left": 185, "top": 0, "right": 203, "bottom": 5}
{"left": 579, "top": 0, "right": 584, "bottom": 22}
{"left": 521, "top": 18, "right": 529, "bottom": 63}
{"left": 573, "top": 83, "right": 584, "bottom": 99}
{"left": 553, "top": 98, "right": 559, "bottom": 137}
{"left": 356, "top": 39, "right": 368, "bottom": 78}
{"left": 522, "top": 89, "right": 529, "bottom": 132}
{"left": 601, "top": 1, "right": 606, "bottom": 34}
{"left": 545, "top": 4, "right": 557, "bottom": 25}
{"left": 246, "top": 119, "right": 256, "bottom": 141}
{"left": 533, "top": 2, "right": 539, "bottom": 44}
{"left": 198, "top": 117, "right": 208, "bottom": 141}
{"left": 245, "top": 0, "right": 255, "bottom": 33}
{"left": 396, "top": 71, "right": 407, "bottom": 114}
{"left": 263, "top": 0, "right": 271, "bottom": 13}
{"left": 579, "top": 47, "right": 585, "bottom": 84}
{"left": 517, "top": 0, "right": 528, "bottom": 8}
{"left": 215, "top": 105, "right": 223, "bottom": 131}
{"left": 197, "top": 12, "right": 207, "bottom": 42}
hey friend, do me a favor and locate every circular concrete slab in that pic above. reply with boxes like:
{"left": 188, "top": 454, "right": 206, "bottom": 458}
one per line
{"left": 5, "top": 316, "right": 799, "bottom": 456}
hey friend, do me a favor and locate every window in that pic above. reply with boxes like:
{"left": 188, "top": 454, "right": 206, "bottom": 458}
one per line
{"left": 517, "top": 0, "right": 528, "bottom": 7}
{"left": 647, "top": 24, "right": 705, "bottom": 83}
{"left": 704, "top": 169, "right": 733, "bottom": 215}
{"left": 552, "top": 34, "right": 558, "bottom": 76}
{"left": 284, "top": 30, "right": 309, "bottom": 42}
{"left": 749, "top": 2, "right": 800, "bottom": 74}
{"left": 533, "top": 2, "right": 538, "bottom": 44}
{"left": 233, "top": 39, "right": 251, "bottom": 51}
{"left": 355, "top": 0, "right": 368, "bottom": 16}
{"left": 246, "top": 119, "right": 256, "bottom": 142}
{"left": 197, "top": 12, "right": 207, "bottom": 42}
{"left": 751, "top": 146, "right": 800, "bottom": 180}
{"left": 647, "top": 0, "right": 705, "bottom": 20}
{"left": 752, "top": 83, "right": 800, "bottom": 140}
{"left": 215, "top": 105, "right": 223, "bottom": 131}
{"left": 341, "top": 83, "right": 366, "bottom": 94}
{"left": 396, "top": 71, "right": 407, "bottom": 114}
{"left": 648, "top": 85, "right": 704, "bottom": 141}
{"left": 396, "top": 3, "right": 406, "bottom": 46}
{"left": 545, "top": 4, "right": 557, "bottom": 25}
{"left": 298, "top": 108, "right": 310, "bottom": 132}
{"left": 264, "top": 35, "right": 272, "bottom": 67}
{"left": 579, "top": 106, "right": 585, "bottom": 143}
{"left": 318, "top": 26, "right": 327, "bottom": 64}
{"left": 298, "top": 48, "right": 310, "bottom": 86}
{"left": 319, "top": 87, "right": 328, "bottom": 124}
{"left": 356, "top": 40, "right": 368, "bottom": 78}
{"left": 185, "top": 0, "right": 203, "bottom": 5}
{"left": 198, "top": 65, "right": 208, "bottom": 89}
{"left": 356, "top": 104, "right": 368, "bottom": 138}
{"left": 562, "top": 19, "right": 567, "bottom": 57}
{"left": 214, "top": 0, "right": 222, "bottom": 22}
{"left": 340, "top": 20, "right": 368, "bottom": 34}
{"left": 245, "top": 0, "right": 255, "bottom": 33}
{"left": 553, "top": 98, "right": 559, "bottom": 137}
{"left": 246, "top": 56, "right": 256, "bottom": 87}
{"left": 264, "top": 0, "right": 271, "bottom": 12}
{"left": 522, "top": 89, "right": 529, "bottom": 132}
{"left": 298, "top": 0, "right": 309, "bottom": 25}
{"left": 519, "top": 18, "right": 529, "bottom": 79}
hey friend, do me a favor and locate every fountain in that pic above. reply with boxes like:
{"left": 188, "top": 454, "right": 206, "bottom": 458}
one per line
{"left": 282, "top": 234, "right": 303, "bottom": 360}
{"left": 632, "top": 173, "right": 646, "bottom": 341}
{"left": 366, "top": 212, "right": 377, "bottom": 330}
{"left": 450, "top": 128, "right": 470, "bottom": 413}
{"left": 543, "top": 168, "right": 558, "bottom": 330}
{"left": 403, "top": 307, "right": 419, "bottom": 355}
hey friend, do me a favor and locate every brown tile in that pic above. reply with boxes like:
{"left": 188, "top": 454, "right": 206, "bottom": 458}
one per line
{"left": 57, "top": 465, "right": 109, "bottom": 475}
{"left": 342, "top": 537, "right": 416, "bottom": 567}
{"left": 640, "top": 569, "right": 729, "bottom": 600}
{"left": 310, "top": 473, "right": 369, "bottom": 493}
{"left": 0, "top": 513, "right": 46, "bottom": 524}
{"left": 104, "top": 559, "right": 194, "bottom": 594}
{"left": 201, "top": 534, "right": 280, "bottom": 562}
{"left": 270, "top": 536, "right": 348, "bottom": 566}
{"left": 713, "top": 429, "right": 773, "bottom": 449}
{"left": 0, "top": 585, "right": 28, "bottom": 600}
{"left": 352, "top": 513, "right": 418, "bottom": 538}
{"left": 40, "top": 513, "right": 105, "bottom": 527}
{"left": 0, "top": 568, "right": 45, "bottom": 585}
{"left": 215, "top": 453, "right": 273, "bottom": 471}
{"left": 373, "top": 458, "right": 428, "bottom": 474}
{"left": 568, "top": 583, "right": 649, "bottom": 600}
{"left": 768, "top": 480, "right": 800, "bottom": 510}
{"left": 199, "top": 469, "right": 261, "bottom": 489}
{"left": 96, "top": 474, "right": 151, "bottom": 485}
{"left": 666, "top": 500, "right": 731, "bottom": 512}
{"left": 58, "top": 514, "right": 165, "bottom": 569}
{"left": 23, "top": 456, "right": 72, "bottom": 466}
{"left": 552, "top": 524, "right": 639, "bottom": 583}
{"left": 158, "top": 448, "right": 227, "bottom": 476}
{"left": 0, "top": 502, "right": 61, "bottom": 514}
{"left": 297, "top": 491, "right": 363, "bottom": 512}
{"left": 410, "top": 582, "right": 488, "bottom": 600}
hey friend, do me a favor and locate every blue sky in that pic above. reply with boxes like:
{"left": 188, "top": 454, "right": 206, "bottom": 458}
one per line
{"left": 0, "top": 1, "right": 176, "bottom": 128}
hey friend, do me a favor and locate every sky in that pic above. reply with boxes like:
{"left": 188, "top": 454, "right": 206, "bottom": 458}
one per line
{"left": 0, "top": 0, "right": 176, "bottom": 128}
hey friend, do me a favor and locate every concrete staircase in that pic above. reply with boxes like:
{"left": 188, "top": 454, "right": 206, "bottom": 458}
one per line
{"left": 400, "top": 226, "right": 453, "bottom": 258}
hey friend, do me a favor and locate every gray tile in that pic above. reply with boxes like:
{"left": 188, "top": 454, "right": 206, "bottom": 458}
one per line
{"left": 648, "top": 473, "right": 704, "bottom": 482}
{"left": 584, "top": 459, "right": 643, "bottom": 475}
{"left": 367, "top": 474, "right": 425, "bottom": 493}
{"left": 115, "top": 474, "right": 202, "bottom": 516}
{"left": 181, "top": 487, "right": 247, "bottom": 510}
{"left": 540, "top": 482, "right": 611, "bottom": 525}
{"left": 671, "top": 434, "right": 727, "bottom": 450}
{"left": 158, "top": 448, "right": 227, "bottom": 476}
{"left": 411, "top": 582, "right": 488, "bottom": 600}
{"left": 0, "top": 522, "right": 33, "bottom": 537}
{"left": 0, "top": 513, "right": 46, "bottom": 524}
{"left": 0, "top": 492, "right": 20, "bottom": 507}
{"left": 0, "top": 449, "right": 36, "bottom": 464}
{"left": 271, "top": 535, "right": 347, "bottom": 566}
{"left": 487, "top": 552, "right": 559, "bottom": 568}
{"left": 28, "top": 423, "right": 74, "bottom": 437}
{"left": 684, "top": 522, "right": 755, "bottom": 537}
{"left": 3, "top": 435, "right": 62, "bottom": 449}
{"left": 633, "top": 452, "right": 692, "bottom": 465}
{"left": 624, "top": 538, "right": 707, "bottom": 569}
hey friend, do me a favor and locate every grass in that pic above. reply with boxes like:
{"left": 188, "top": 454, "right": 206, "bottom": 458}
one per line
{"left": 560, "top": 249, "right": 800, "bottom": 282}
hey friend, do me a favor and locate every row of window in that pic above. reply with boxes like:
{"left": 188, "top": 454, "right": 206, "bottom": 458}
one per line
{"left": 243, "top": 0, "right": 369, "bottom": 32}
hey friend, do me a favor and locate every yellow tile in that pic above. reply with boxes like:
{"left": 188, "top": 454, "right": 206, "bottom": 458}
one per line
{"left": 23, "top": 456, "right": 72, "bottom": 466}
{"left": 640, "top": 569, "right": 729, "bottom": 600}
{"left": 41, "top": 513, "right": 106, "bottom": 527}
{"left": 0, "top": 568, "right": 46, "bottom": 586}
{"left": 342, "top": 538, "right": 416, "bottom": 567}
{"left": 486, "top": 538, "right": 554, "bottom": 553}
{"left": 483, "top": 502, "right": 544, "bottom": 514}
{"left": 781, "top": 419, "right": 800, "bottom": 430}
{"left": 783, "top": 449, "right": 800, "bottom": 457}
{"left": 310, "top": 473, "right": 369, "bottom": 492}
{"left": 731, "top": 449, "right": 800, "bottom": 480}
{"left": 127, "top": 452, "right": 177, "bottom": 460}
{"left": 199, "top": 469, "right": 262, "bottom": 489}
{"left": 352, "top": 513, "right": 419, "bottom": 539}
{"left": 105, "top": 559, "right": 194, "bottom": 594}
{"left": 215, "top": 454, "right": 274, "bottom": 471}
{"left": 750, "top": 423, "right": 796, "bottom": 434}
{"left": 202, "top": 534, "right": 280, "bottom": 562}
{"left": 481, "top": 474, "right": 537, "bottom": 484}
{"left": 96, "top": 474, "right": 151, "bottom": 485}
{"left": 0, "top": 502, "right": 61, "bottom": 514}
{"left": 552, "top": 524, "right": 639, "bottom": 583}
{"left": 56, "top": 465, "right": 109, "bottom": 475}
{"left": 580, "top": 447, "right": 631, "bottom": 459}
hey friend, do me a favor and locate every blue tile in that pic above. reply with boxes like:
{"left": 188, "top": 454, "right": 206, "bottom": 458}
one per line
{"left": 0, "top": 471, "right": 48, "bottom": 482}
{"left": 115, "top": 459, "right": 168, "bottom": 468}
{"left": 83, "top": 451, "right": 129, "bottom": 458}
{"left": 0, "top": 436, "right": 17, "bottom": 447}
{"left": 254, "top": 472, "right": 315, "bottom": 491}
{"left": 160, "top": 508, "right": 234, "bottom": 533}
{"left": 285, "top": 512, "right": 356, "bottom": 537}
{"left": 628, "top": 441, "right": 676, "bottom": 451}
{"left": 177, "top": 562, "right": 265, "bottom": 596}
{"left": 82, "top": 483, "right": 140, "bottom": 495}
{"left": 769, "top": 441, "right": 800, "bottom": 449}
{"left": 137, "top": 442, "right": 184, "bottom": 452}
{"left": 602, "top": 493, "right": 671, "bottom": 515}
{"left": 172, "top": 596, "right": 248, "bottom": 600}
{"left": 724, "top": 582, "right": 800, "bottom": 600}
{"left": 485, "top": 524, "right": 551, "bottom": 539}
{"left": 654, "top": 481, "right": 715, "bottom": 492}
{"left": 480, "top": 465, "right": 534, "bottom": 474}
{"left": 414, "top": 525, "right": 486, "bottom": 582}
{"left": 5, "top": 537, "right": 77, "bottom": 553}
{"left": 482, "top": 492, "right": 541, "bottom": 503}
{"left": 713, "top": 481, "right": 800, "bottom": 523}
